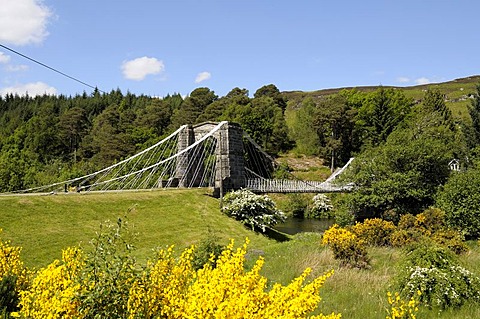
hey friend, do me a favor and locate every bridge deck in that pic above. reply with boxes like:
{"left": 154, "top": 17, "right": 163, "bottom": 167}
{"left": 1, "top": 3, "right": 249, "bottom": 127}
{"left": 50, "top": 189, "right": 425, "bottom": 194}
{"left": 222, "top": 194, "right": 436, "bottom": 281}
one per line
{"left": 245, "top": 178, "right": 353, "bottom": 193}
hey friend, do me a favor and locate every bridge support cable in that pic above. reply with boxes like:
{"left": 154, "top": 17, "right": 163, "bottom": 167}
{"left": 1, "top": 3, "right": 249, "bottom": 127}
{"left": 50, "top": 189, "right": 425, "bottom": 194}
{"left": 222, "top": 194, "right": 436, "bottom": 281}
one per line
{"left": 242, "top": 135, "right": 276, "bottom": 180}
{"left": 241, "top": 134, "right": 355, "bottom": 193}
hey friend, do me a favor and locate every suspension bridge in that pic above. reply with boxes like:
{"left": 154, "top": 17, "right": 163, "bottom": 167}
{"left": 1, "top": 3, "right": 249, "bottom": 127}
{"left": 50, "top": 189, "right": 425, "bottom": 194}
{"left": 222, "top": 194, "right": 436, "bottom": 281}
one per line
{"left": 6, "top": 121, "right": 353, "bottom": 196}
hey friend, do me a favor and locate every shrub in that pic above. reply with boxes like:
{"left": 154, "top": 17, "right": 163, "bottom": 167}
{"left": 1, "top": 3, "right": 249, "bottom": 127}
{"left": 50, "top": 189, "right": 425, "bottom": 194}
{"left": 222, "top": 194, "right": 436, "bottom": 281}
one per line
{"left": 401, "top": 265, "right": 480, "bottom": 308}
{"left": 436, "top": 168, "right": 480, "bottom": 238}
{"left": 397, "top": 243, "right": 480, "bottom": 309}
{"left": 333, "top": 207, "right": 355, "bottom": 227}
{"left": 351, "top": 218, "right": 396, "bottom": 246}
{"left": 413, "top": 207, "right": 446, "bottom": 236}
{"left": 128, "top": 239, "right": 341, "bottom": 318}
{"left": 16, "top": 247, "right": 84, "bottom": 319}
{"left": 284, "top": 193, "right": 309, "bottom": 218}
{"left": 191, "top": 231, "right": 224, "bottom": 270}
{"left": 390, "top": 229, "right": 422, "bottom": 248}
{"left": 397, "top": 214, "right": 416, "bottom": 230}
{"left": 307, "top": 194, "right": 334, "bottom": 219}
{"left": 221, "top": 189, "right": 286, "bottom": 231}
{"left": 77, "top": 218, "right": 138, "bottom": 319}
{"left": 321, "top": 224, "right": 369, "bottom": 269}
{"left": 386, "top": 291, "right": 420, "bottom": 319}
{"left": 393, "top": 210, "right": 468, "bottom": 254}
{"left": 0, "top": 230, "right": 29, "bottom": 317}
{"left": 432, "top": 229, "right": 468, "bottom": 255}
{"left": 13, "top": 220, "right": 342, "bottom": 318}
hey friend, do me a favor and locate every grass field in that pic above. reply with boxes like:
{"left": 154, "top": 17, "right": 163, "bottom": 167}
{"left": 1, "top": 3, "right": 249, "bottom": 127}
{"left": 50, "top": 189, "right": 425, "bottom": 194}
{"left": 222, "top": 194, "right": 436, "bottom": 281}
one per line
{"left": 0, "top": 189, "right": 274, "bottom": 268}
{"left": 2, "top": 189, "right": 480, "bottom": 318}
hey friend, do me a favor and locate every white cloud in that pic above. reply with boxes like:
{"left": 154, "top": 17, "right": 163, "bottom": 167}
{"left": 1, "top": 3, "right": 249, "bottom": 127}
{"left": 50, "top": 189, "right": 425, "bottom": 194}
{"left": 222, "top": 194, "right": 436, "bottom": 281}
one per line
{"left": 121, "top": 57, "right": 164, "bottom": 81}
{"left": 415, "top": 77, "right": 431, "bottom": 85}
{"left": 0, "top": 52, "right": 11, "bottom": 64}
{"left": 0, "top": 0, "right": 53, "bottom": 45}
{"left": 195, "top": 71, "right": 211, "bottom": 83}
{"left": 0, "top": 82, "right": 57, "bottom": 96}
{"left": 6, "top": 64, "right": 29, "bottom": 72}
{"left": 396, "top": 77, "right": 410, "bottom": 83}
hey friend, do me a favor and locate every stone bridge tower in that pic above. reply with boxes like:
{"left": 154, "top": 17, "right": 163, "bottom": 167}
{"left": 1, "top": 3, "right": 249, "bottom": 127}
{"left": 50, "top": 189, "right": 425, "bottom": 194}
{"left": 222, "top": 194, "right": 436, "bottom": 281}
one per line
{"left": 175, "top": 122, "right": 245, "bottom": 197}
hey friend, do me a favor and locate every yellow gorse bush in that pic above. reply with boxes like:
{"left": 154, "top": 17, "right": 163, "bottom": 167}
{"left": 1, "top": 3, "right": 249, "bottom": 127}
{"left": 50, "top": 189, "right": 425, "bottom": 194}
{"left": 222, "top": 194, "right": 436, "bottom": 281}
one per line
{"left": 386, "top": 291, "right": 420, "bottom": 319}
{"left": 0, "top": 229, "right": 29, "bottom": 290}
{"left": 322, "top": 224, "right": 369, "bottom": 268}
{"left": 351, "top": 218, "right": 396, "bottom": 246}
{"left": 8, "top": 225, "right": 340, "bottom": 319}
{"left": 15, "top": 247, "right": 84, "bottom": 319}
{"left": 128, "top": 238, "right": 341, "bottom": 319}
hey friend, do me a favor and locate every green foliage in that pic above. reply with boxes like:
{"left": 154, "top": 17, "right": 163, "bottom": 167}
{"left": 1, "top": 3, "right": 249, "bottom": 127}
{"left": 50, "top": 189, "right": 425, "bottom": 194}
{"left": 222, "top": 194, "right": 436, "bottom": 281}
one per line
{"left": 343, "top": 109, "right": 457, "bottom": 218}
{"left": 77, "top": 218, "right": 138, "bottom": 319}
{"left": 221, "top": 189, "right": 286, "bottom": 232}
{"left": 287, "top": 97, "right": 320, "bottom": 156}
{"left": 467, "top": 83, "right": 480, "bottom": 146}
{"left": 355, "top": 87, "right": 413, "bottom": 148}
{"left": 397, "top": 243, "right": 480, "bottom": 309}
{"left": 191, "top": 231, "right": 224, "bottom": 271}
{"left": 436, "top": 168, "right": 480, "bottom": 238}
{"left": 422, "top": 88, "right": 454, "bottom": 130}
{"left": 282, "top": 193, "right": 309, "bottom": 218}
{"left": 0, "top": 275, "right": 19, "bottom": 315}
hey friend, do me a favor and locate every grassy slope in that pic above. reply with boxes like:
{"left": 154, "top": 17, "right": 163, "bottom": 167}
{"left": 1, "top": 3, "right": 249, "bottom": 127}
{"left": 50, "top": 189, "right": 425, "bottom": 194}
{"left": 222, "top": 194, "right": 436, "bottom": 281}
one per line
{"left": 0, "top": 189, "right": 273, "bottom": 268}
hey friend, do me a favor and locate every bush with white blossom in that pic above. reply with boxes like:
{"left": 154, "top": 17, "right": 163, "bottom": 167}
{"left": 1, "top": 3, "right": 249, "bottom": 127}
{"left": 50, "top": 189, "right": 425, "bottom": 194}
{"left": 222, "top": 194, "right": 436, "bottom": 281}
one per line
{"left": 397, "top": 243, "right": 480, "bottom": 309}
{"left": 307, "top": 194, "right": 334, "bottom": 219}
{"left": 221, "top": 189, "right": 286, "bottom": 232}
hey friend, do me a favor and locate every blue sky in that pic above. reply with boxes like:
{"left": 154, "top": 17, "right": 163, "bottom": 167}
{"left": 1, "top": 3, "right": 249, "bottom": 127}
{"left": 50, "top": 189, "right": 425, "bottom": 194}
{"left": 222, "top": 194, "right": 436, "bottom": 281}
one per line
{"left": 0, "top": 0, "right": 479, "bottom": 98}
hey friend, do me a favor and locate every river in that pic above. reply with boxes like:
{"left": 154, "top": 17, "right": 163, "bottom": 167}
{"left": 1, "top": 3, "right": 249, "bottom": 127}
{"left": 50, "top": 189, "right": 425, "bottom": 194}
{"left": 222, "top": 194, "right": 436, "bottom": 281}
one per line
{"left": 273, "top": 217, "right": 334, "bottom": 235}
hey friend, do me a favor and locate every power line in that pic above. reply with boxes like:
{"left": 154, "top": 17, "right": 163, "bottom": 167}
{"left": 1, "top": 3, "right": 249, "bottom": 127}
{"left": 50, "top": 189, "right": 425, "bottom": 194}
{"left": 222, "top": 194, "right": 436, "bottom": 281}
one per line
{"left": 0, "top": 43, "right": 105, "bottom": 94}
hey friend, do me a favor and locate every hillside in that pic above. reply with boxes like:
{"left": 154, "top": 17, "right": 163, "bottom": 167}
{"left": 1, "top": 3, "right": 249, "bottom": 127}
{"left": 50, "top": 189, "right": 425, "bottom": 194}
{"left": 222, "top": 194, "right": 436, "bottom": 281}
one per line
{"left": 283, "top": 75, "right": 480, "bottom": 120}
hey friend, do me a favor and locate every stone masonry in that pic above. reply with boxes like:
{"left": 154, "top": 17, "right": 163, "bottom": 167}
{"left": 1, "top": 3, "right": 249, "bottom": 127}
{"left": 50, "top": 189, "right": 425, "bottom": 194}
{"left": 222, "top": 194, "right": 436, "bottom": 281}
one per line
{"left": 175, "top": 122, "right": 245, "bottom": 197}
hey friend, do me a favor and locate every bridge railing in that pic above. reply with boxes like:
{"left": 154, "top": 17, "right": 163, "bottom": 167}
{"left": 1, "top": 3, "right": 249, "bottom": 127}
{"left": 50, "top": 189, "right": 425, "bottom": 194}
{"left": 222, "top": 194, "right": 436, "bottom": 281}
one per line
{"left": 245, "top": 178, "right": 353, "bottom": 193}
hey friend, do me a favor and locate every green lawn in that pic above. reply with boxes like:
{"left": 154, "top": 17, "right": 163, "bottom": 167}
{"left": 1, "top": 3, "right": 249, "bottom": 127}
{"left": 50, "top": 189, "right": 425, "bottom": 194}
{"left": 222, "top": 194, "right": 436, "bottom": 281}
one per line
{"left": 0, "top": 189, "right": 273, "bottom": 268}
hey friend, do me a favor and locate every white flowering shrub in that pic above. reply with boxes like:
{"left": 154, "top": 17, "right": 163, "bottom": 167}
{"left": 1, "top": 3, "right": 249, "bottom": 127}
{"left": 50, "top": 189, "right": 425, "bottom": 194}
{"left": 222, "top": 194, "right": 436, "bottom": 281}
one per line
{"left": 402, "top": 265, "right": 480, "bottom": 308}
{"left": 221, "top": 189, "right": 286, "bottom": 232}
{"left": 397, "top": 243, "right": 480, "bottom": 308}
{"left": 307, "top": 194, "right": 334, "bottom": 219}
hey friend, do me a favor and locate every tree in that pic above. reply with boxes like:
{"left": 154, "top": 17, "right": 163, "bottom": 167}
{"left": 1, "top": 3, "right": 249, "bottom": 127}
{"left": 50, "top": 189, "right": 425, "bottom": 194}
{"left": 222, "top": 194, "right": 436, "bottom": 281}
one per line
{"left": 436, "top": 168, "right": 480, "bottom": 238}
{"left": 81, "top": 105, "right": 135, "bottom": 167}
{"left": 253, "top": 84, "right": 287, "bottom": 111}
{"left": 313, "top": 94, "right": 357, "bottom": 170}
{"left": 468, "top": 83, "right": 480, "bottom": 145}
{"left": 170, "top": 87, "right": 217, "bottom": 128}
{"left": 343, "top": 110, "right": 457, "bottom": 218}
{"left": 221, "top": 189, "right": 286, "bottom": 232}
{"left": 287, "top": 97, "right": 320, "bottom": 156}
{"left": 197, "top": 87, "right": 250, "bottom": 122}
{"left": 57, "top": 107, "right": 89, "bottom": 161}
{"left": 422, "top": 88, "right": 454, "bottom": 130}
{"left": 355, "top": 87, "right": 413, "bottom": 147}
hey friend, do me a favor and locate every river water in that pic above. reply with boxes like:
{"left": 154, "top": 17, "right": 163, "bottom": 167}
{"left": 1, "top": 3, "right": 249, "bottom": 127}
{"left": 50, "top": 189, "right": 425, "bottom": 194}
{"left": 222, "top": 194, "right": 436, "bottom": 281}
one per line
{"left": 273, "top": 217, "right": 334, "bottom": 235}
